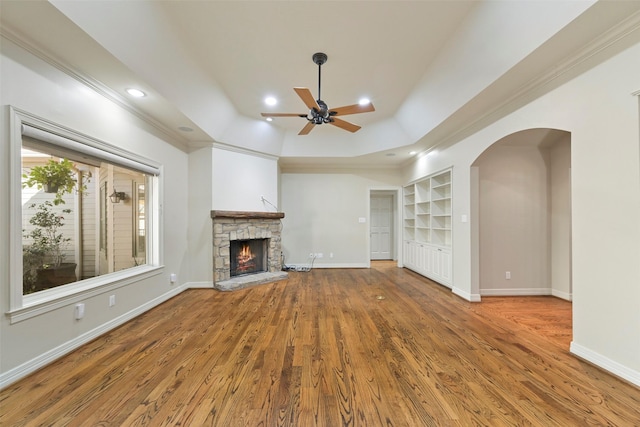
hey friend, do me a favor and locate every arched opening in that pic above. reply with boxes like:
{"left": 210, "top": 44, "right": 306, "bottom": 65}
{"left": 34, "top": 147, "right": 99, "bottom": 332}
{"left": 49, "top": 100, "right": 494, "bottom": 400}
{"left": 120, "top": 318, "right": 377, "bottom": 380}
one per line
{"left": 471, "top": 128, "right": 572, "bottom": 346}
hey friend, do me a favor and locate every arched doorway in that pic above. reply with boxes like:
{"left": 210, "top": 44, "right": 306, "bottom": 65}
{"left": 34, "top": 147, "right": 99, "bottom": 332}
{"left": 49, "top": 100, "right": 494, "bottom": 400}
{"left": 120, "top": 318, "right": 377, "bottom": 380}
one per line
{"left": 471, "top": 128, "right": 572, "bottom": 299}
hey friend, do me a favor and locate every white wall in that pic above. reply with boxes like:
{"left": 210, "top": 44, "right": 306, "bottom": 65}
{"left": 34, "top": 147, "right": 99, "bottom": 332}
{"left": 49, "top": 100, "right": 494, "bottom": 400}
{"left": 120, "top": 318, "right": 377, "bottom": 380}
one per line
{"left": 0, "top": 38, "right": 190, "bottom": 382}
{"left": 212, "top": 146, "right": 279, "bottom": 212}
{"left": 187, "top": 146, "right": 214, "bottom": 286}
{"left": 404, "top": 40, "right": 640, "bottom": 385}
{"left": 280, "top": 169, "right": 402, "bottom": 267}
{"left": 550, "top": 137, "right": 572, "bottom": 300}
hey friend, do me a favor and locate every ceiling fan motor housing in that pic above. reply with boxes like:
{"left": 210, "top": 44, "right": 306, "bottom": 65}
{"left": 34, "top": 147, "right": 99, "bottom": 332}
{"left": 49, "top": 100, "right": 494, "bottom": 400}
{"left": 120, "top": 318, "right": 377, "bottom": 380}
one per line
{"left": 308, "top": 100, "right": 331, "bottom": 124}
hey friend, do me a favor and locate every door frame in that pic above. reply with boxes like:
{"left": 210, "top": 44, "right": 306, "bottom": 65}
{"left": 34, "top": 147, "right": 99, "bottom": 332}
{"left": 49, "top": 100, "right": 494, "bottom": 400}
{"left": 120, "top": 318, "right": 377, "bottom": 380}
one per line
{"left": 367, "top": 187, "right": 403, "bottom": 268}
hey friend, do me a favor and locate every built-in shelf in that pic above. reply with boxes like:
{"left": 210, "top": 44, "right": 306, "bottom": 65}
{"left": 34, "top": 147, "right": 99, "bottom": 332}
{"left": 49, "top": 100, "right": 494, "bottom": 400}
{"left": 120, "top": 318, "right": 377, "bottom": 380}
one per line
{"left": 402, "top": 169, "right": 452, "bottom": 287}
{"left": 402, "top": 169, "right": 451, "bottom": 247}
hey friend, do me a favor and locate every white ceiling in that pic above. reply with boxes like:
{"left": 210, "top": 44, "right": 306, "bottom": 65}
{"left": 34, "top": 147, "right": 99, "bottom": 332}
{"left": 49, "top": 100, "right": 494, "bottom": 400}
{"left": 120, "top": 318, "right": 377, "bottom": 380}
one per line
{"left": 160, "top": 1, "right": 475, "bottom": 131}
{"left": 2, "top": 1, "right": 640, "bottom": 168}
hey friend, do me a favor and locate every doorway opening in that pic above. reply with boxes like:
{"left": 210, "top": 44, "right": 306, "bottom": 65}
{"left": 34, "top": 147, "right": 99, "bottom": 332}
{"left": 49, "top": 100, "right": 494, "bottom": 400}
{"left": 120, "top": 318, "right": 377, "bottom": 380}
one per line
{"left": 369, "top": 189, "right": 399, "bottom": 262}
{"left": 471, "top": 127, "right": 572, "bottom": 348}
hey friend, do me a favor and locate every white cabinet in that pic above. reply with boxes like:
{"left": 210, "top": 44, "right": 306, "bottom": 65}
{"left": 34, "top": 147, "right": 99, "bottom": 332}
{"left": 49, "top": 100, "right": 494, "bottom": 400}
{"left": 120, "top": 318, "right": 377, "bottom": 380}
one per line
{"left": 429, "top": 246, "right": 451, "bottom": 285}
{"left": 404, "top": 240, "right": 416, "bottom": 268}
{"left": 438, "top": 248, "right": 452, "bottom": 283}
{"left": 402, "top": 169, "right": 452, "bottom": 287}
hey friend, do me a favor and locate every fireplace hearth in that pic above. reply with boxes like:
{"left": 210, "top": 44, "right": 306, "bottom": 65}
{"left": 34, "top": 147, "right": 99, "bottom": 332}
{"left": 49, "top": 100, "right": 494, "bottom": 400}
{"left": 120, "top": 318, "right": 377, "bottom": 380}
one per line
{"left": 211, "top": 210, "right": 288, "bottom": 291}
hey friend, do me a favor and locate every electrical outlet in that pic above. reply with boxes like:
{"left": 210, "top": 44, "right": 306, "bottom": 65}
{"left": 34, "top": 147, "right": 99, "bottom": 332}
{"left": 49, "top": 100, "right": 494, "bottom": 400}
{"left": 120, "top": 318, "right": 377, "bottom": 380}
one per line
{"left": 505, "top": 271, "right": 511, "bottom": 280}
{"left": 109, "top": 295, "right": 116, "bottom": 307}
{"left": 330, "top": 252, "right": 334, "bottom": 258}
{"left": 317, "top": 253, "right": 323, "bottom": 258}
{"left": 170, "top": 273, "right": 177, "bottom": 283}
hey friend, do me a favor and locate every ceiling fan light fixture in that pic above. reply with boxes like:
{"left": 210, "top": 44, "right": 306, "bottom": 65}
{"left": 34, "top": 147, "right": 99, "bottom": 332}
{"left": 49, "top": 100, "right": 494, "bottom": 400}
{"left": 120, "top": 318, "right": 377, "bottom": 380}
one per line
{"left": 266, "top": 117, "right": 273, "bottom": 122}
{"left": 260, "top": 52, "right": 374, "bottom": 135}
{"left": 358, "top": 98, "right": 371, "bottom": 106}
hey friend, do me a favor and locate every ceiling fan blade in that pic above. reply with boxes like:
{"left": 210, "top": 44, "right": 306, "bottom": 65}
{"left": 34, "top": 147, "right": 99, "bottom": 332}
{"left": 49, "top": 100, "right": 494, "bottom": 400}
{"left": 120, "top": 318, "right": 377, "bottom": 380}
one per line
{"left": 261, "top": 112, "right": 306, "bottom": 117}
{"left": 298, "top": 121, "right": 316, "bottom": 135}
{"left": 294, "top": 87, "right": 321, "bottom": 111}
{"left": 329, "top": 102, "right": 375, "bottom": 116}
{"left": 330, "top": 117, "right": 361, "bottom": 133}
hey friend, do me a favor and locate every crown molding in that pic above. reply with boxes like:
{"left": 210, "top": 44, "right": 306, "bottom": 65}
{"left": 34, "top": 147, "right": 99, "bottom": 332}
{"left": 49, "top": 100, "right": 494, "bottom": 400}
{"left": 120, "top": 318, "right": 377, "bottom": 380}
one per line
{"left": 212, "top": 142, "right": 279, "bottom": 162}
{"left": 0, "top": 27, "right": 190, "bottom": 151}
{"left": 418, "top": 9, "right": 640, "bottom": 157}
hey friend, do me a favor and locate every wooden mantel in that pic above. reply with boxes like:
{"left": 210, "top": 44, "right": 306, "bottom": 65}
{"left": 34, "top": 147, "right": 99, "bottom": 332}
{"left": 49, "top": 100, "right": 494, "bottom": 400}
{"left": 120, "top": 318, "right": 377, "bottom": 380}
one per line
{"left": 210, "top": 210, "right": 285, "bottom": 220}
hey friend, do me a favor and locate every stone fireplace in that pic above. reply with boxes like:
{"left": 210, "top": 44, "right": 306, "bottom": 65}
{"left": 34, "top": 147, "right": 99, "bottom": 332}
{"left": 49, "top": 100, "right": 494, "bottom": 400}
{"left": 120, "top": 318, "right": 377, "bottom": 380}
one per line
{"left": 211, "top": 210, "right": 287, "bottom": 291}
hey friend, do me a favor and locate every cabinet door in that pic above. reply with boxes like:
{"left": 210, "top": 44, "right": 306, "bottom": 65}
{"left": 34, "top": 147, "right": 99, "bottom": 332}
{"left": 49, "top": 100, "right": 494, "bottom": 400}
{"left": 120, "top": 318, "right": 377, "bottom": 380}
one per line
{"left": 431, "top": 247, "right": 442, "bottom": 277}
{"left": 415, "top": 243, "right": 425, "bottom": 273}
{"left": 440, "top": 250, "right": 452, "bottom": 285}
{"left": 423, "top": 244, "right": 433, "bottom": 275}
{"left": 436, "top": 248, "right": 452, "bottom": 287}
{"left": 404, "top": 241, "right": 415, "bottom": 269}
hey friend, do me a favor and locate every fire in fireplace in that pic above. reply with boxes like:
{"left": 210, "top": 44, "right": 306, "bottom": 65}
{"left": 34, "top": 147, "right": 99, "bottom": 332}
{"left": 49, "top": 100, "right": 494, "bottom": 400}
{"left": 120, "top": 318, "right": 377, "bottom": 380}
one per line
{"left": 230, "top": 239, "right": 268, "bottom": 277}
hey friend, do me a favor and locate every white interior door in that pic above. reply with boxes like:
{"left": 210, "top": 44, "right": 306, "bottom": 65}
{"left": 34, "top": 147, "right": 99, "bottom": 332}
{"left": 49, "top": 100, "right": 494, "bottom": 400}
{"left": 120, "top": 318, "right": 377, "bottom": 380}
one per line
{"left": 370, "top": 194, "right": 393, "bottom": 260}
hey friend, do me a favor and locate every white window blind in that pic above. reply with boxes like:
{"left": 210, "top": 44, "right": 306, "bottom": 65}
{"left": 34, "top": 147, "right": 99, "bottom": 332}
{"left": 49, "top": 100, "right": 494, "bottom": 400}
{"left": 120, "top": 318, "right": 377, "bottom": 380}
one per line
{"left": 21, "top": 124, "right": 160, "bottom": 176}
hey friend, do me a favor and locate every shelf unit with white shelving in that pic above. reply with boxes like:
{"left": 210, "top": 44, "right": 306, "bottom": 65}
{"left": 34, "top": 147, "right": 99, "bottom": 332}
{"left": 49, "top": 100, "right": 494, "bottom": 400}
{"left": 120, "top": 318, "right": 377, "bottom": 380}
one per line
{"left": 402, "top": 169, "right": 452, "bottom": 287}
{"left": 403, "top": 184, "right": 415, "bottom": 241}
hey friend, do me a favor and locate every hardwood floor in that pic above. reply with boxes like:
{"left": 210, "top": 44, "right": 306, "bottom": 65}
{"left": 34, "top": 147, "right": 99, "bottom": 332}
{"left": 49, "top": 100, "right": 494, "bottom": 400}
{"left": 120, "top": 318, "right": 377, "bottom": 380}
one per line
{"left": 2, "top": 262, "right": 639, "bottom": 426}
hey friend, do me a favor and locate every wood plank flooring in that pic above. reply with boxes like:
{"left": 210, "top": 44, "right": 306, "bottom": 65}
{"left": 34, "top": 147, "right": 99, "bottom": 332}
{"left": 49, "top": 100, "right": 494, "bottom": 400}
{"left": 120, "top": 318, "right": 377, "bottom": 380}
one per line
{"left": 2, "top": 262, "right": 639, "bottom": 426}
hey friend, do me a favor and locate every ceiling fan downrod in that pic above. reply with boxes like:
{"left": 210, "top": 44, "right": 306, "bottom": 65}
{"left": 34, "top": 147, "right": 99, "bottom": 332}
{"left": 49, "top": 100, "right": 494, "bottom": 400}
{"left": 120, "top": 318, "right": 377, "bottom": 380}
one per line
{"left": 312, "top": 52, "right": 327, "bottom": 103}
{"left": 311, "top": 52, "right": 329, "bottom": 124}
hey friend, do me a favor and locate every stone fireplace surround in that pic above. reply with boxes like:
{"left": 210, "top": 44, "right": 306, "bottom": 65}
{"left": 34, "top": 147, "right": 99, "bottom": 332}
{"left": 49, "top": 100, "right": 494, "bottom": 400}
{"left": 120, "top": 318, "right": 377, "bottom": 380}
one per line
{"left": 211, "top": 210, "right": 288, "bottom": 291}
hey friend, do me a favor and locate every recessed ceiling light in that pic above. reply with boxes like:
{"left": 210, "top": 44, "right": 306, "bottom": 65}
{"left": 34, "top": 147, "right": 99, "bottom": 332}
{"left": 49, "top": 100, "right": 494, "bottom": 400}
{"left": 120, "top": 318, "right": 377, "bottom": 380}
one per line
{"left": 266, "top": 117, "right": 273, "bottom": 122}
{"left": 126, "top": 88, "right": 146, "bottom": 98}
{"left": 265, "top": 96, "right": 277, "bottom": 106}
{"left": 409, "top": 151, "right": 417, "bottom": 155}
{"left": 359, "top": 98, "right": 371, "bottom": 106}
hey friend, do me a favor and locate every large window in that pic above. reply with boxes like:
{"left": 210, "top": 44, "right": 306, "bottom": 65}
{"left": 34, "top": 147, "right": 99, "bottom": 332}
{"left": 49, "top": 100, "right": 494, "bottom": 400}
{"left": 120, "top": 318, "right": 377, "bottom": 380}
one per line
{"left": 8, "top": 107, "right": 161, "bottom": 319}
{"left": 21, "top": 151, "right": 150, "bottom": 294}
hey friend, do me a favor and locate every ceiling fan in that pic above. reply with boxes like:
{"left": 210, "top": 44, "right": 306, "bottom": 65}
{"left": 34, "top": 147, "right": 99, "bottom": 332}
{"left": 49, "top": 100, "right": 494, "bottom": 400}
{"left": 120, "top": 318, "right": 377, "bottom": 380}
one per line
{"left": 261, "top": 52, "right": 375, "bottom": 135}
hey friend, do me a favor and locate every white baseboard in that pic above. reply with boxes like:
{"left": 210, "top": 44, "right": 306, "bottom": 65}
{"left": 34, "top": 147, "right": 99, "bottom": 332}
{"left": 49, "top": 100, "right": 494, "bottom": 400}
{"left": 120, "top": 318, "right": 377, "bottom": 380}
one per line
{"left": 452, "top": 287, "right": 481, "bottom": 302}
{"left": 481, "top": 287, "right": 552, "bottom": 296}
{"left": 186, "top": 281, "right": 214, "bottom": 289}
{"left": 570, "top": 342, "right": 640, "bottom": 388}
{"left": 0, "top": 285, "right": 187, "bottom": 390}
{"left": 284, "top": 263, "right": 368, "bottom": 270}
{"left": 551, "top": 289, "right": 572, "bottom": 301}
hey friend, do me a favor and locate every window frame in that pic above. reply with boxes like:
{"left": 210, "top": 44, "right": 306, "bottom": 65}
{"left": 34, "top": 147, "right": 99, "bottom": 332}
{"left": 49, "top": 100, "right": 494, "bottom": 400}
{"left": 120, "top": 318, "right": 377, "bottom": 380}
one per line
{"left": 7, "top": 106, "right": 163, "bottom": 323}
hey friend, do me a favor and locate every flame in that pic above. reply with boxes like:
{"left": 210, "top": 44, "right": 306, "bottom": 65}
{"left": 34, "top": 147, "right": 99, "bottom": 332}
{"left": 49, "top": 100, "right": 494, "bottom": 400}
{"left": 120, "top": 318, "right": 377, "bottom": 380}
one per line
{"left": 236, "top": 243, "right": 256, "bottom": 273}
